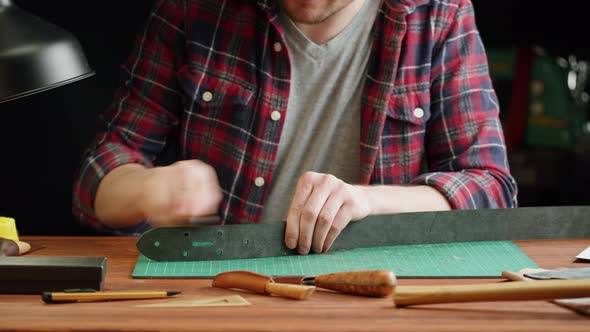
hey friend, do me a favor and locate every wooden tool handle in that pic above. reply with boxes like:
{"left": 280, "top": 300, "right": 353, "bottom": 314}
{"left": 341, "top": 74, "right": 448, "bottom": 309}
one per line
{"left": 394, "top": 279, "right": 590, "bottom": 307}
{"left": 265, "top": 282, "right": 316, "bottom": 300}
{"left": 314, "top": 270, "right": 396, "bottom": 297}
{"left": 212, "top": 271, "right": 315, "bottom": 300}
{"left": 43, "top": 290, "right": 174, "bottom": 303}
{"left": 212, "top": 271, "right": 270, "bottom": 295}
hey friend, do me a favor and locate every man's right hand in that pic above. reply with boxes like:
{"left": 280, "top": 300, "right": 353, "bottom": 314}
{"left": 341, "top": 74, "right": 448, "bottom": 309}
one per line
{"left": 94, "top": 160, "right": 223, "bottom": 229}
{"left": 140, "top": 160, "right": 223, "bottom": 226}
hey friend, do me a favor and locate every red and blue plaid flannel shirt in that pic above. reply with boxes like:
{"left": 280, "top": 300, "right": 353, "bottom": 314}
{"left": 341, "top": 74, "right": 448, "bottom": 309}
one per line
{"left": 73, "top": 0, "right": 518, "bottom": 233}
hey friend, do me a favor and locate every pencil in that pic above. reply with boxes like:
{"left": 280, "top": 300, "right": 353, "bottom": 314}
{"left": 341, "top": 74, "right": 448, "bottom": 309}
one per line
{"left": 42, "top": 289, "right": 181, "bottom": 304}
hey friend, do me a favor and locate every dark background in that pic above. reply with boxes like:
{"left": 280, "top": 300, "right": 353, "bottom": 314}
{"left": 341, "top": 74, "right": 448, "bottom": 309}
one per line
{"left": 1, "top": 0, "right": 588, "bottom": 235}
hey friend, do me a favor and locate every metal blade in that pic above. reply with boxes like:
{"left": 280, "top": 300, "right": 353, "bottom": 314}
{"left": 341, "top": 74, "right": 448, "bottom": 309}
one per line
{"left": 136, "top": 206, "right": 590, "bottom": 262}
{"left": 525, "top": 268, "right": 590, "bottom": 280}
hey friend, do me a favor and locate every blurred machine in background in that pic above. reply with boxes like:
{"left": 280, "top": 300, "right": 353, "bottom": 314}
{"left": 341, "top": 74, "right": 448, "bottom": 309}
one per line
{"left": 488, "top": 47, "right": 590, "bottom": 206}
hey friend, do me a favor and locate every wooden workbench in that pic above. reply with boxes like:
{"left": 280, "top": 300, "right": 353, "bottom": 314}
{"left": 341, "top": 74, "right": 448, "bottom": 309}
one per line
{"left": 1, "top": 236, "right": 588, "bottom": 331}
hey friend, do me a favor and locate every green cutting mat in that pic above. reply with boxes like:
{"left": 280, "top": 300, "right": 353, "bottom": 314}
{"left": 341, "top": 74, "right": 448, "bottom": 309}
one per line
{"left": 132, "top": 241, "right": 538, "bottom": 279}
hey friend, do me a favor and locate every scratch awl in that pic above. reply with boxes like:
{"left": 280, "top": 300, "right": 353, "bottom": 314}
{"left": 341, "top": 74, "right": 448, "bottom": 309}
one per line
{"left": 274, "top": 270, "right": 396, "bottom": 297}
{"left": 212, "top": 271, "right": 316, "bottom": 300}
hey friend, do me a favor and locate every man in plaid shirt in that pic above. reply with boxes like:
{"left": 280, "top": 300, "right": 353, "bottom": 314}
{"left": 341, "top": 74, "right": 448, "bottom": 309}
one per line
{"left": 73, "top": 0, "right": 517, "bottom": 255}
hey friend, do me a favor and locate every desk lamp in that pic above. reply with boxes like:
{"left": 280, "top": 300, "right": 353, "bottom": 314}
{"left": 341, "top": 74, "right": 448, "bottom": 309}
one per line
{"left": 0, "top": 0, "right": 94, "bottom": 103}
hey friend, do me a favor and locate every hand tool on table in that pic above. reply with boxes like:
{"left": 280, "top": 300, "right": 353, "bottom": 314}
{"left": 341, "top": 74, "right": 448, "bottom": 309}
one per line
{"left": 136, "top": 206, "right": 590, "bottom": 262}
{"left": 1, "top": 256, "right": 107, "bottom": 294}
{"left": 213, "top": 269, "right": 590, "bottom": 306}
{"left": 42, "top": 289, "right": 181, "bottom": 304}
{"left": 502, "top": 267, "right": 590, "bottom": 316}
{"left": 392, "top": 279, "right": 590, "bottom": 307}
{"left": 212, "top": 270, "right": 316, "bottom": 300}
{"left": 273, "top": 270, "right": 396, "bottom": 297}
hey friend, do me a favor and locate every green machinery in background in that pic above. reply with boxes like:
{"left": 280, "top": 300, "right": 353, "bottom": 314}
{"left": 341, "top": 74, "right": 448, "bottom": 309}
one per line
{"left": 487, "top": 47, "right": 590, "bottom": 206}
{"left": 487, "top": 47, "right": 590, "bottom": 149}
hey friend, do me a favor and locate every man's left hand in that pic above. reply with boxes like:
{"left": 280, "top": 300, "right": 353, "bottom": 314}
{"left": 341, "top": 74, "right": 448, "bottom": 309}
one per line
{"left": 285, "top": 172, "right": 371, "bottom": 255}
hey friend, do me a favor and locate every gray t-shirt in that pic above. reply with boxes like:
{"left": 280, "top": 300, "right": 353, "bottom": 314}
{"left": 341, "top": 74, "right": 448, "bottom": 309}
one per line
{"left": 259, "top": 0, "right": 382, "bottom": 224}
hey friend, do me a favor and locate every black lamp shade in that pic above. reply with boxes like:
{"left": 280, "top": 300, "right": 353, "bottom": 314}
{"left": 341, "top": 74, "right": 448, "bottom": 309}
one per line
{"left": 0, "top": 0, "right": 94, "bottom": 103}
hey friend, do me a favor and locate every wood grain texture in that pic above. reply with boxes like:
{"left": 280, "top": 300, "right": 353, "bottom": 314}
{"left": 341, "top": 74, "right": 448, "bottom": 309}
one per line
{"left": 0, "top": 237, "right": 589, "bottom": 331}
{"left": 264, "top": 282, "right": 316, "bottom": 300}
{"left": 313, "top": 270, "right": 395, "bottom": 297}
{"left": 394, "top": 280, "right": 590, "bottom": 306}
{"left": 212, "top": 270, "right": 272, "bottom": 295}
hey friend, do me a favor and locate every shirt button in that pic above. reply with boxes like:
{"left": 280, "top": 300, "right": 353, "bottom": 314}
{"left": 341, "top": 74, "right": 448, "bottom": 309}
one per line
{"left": 254, "top": 177, "right": 265, "bottom": 187}
{"left": 202, "top": 91, "right": 213, "bottom": 102}
{"left": 270, "top": 111, "right": 281, "bottom": 121}
{"left": 273, "top": 42, "right": 282, "bottom": 53}
{"left": 413, "top": 107, "right": 424, "bottom": 119}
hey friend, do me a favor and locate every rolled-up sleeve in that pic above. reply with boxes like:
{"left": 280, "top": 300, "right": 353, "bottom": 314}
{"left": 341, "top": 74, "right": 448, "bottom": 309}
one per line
{"left": 72, "top": 0, "right": 186, "bottom": 233}
{"left": 411, "top": 0, "right": 518, "bottom": 209}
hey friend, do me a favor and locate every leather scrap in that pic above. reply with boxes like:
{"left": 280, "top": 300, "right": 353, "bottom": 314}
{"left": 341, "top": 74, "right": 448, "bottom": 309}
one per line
{"left": 525, "top": 267, "right": 590, "bottom": 280}
{"left": 503, "top": 268, "right": 590, "bottom": 316}
{"left": 135, "top": 295, "right": 250, "bottom": 307}
{"left": 0, "top": 237, "right": 46, "bottom": 256}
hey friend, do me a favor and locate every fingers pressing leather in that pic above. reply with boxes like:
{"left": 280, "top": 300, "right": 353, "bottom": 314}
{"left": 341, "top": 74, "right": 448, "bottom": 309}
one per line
{"left": 285, "top": 175, "right": 313, "bottom": 249}
{"left": 322, "top": 206, "right": 351, "bottom": 253}
{"left": 311, "top": 193, "right": 343, "bottom": 253}
{"left": 297, "top": 185, "right": 331, "bottom": 255}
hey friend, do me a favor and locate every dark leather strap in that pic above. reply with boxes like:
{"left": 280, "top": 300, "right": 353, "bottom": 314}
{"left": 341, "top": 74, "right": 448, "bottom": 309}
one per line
{"left": 136, "top": 206, "right": 590, "bottom": 262}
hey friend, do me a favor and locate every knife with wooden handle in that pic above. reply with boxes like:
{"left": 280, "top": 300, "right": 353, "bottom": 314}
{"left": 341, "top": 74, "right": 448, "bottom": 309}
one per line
{"left": 212, "top": 271, "right": 316, "bottom": 300}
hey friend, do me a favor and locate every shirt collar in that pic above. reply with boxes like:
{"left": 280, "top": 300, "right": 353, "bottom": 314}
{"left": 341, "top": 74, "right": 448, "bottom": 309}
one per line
{"left": 384, "top": 0, "right": 430, "bottom": 14}
{"left": 257, "top": 0, "right": 430, "bottom": 16}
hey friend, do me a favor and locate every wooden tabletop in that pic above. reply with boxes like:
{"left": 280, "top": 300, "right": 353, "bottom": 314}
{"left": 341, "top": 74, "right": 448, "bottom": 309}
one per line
{"left": 1, "top": 236, "right": 589, "bottom": 331}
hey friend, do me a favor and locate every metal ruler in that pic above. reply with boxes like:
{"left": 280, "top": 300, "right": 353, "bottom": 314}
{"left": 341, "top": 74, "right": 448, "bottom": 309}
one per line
{"left": 136, "top": 206, "right": 590, "bottom": 262}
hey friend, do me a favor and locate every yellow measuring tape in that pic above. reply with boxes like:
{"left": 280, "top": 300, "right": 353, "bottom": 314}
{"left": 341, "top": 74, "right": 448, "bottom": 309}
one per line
{"left": 0, "top": 217, "right": 19, "bottom": 241}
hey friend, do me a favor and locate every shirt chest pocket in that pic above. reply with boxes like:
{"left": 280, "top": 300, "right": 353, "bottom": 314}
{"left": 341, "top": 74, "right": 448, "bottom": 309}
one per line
{"left": 177, "top": 65, "right": 256, "bottom": 126}
{"left": 384, "top": 87, "right": 431, "bottom": 138}
{"left": 380, "top": 87, "right": 431, "bottom": 177}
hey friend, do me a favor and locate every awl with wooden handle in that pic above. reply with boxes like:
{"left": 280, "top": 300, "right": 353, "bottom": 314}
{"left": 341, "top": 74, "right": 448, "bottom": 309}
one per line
{"left": 274, "top": 270, "right": 396, "bottom": 297}
{"left": 212, "top": 271, "right": 315, "bottom": 300}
